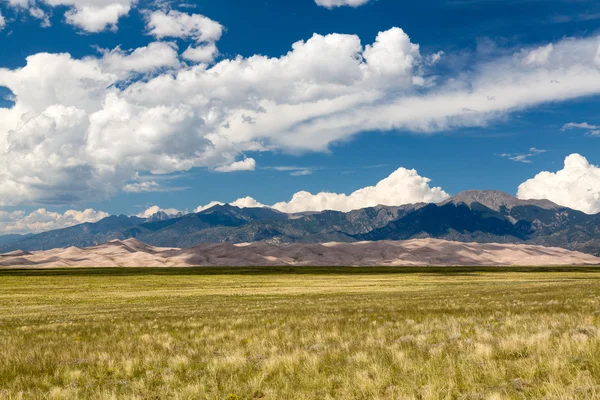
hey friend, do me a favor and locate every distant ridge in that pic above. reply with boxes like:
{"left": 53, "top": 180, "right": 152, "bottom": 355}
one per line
{"left": 0, "top": 250, "right": 32, "bottom": 257}
{"left": 0, "top": 190, "right": 598, "bottom": 257}
{"left": 440, "top": 190, "right": 560, "bottom": 211}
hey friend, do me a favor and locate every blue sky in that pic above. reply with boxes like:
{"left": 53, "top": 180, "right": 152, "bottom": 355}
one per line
{"left": 0, "top": 0, "right": 600, "bottom": 233}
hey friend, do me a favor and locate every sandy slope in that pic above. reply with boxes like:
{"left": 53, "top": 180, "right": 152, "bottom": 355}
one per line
{"left": 0, "top": 238, "right": 599, "bottom": 268}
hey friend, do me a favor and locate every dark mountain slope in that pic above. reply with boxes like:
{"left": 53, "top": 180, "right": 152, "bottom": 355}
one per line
{"left": 529, "top": 213, "right": 600, "bottom": 256}
{"left": 122, "top": 204, "right": 418, "bottom": 247}
{"left": 0, "top": 190, "right": 598, "bottom": 255}
{"left": 0, "top": 234, "right": 34, "bottom": 248}
{"left": 0, "top": 215, "right": 146, "bottom": 251}
{"left": 358, "top": 203, "right": 533, "bottom": 243}
{"left": 440, "top": 190, "right": 560, "bottom": 211}
{"left": 359, "top": 192, "right": 599, "bottom": 254}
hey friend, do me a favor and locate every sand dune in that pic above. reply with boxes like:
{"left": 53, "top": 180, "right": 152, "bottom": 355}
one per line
{"left": 0, "top": 238, "right": 599, "bottom": 268}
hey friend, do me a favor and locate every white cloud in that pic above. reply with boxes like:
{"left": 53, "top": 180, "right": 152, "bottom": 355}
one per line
{"left": 363, "top": 27, "right": 420, "bottom": 84}
{"left": 315, "top": 0, "right": 371, "bottom": 9}
{"left": 561, "top": 121, "right": 600, "bottom": 137}
{"left": 65, "top": 0, "right": 134, "bottom": 32}
{"left": 215, "top": 158, "right": 256, "bottom": 173}
{"left": 145, "top": 10, "right": 223, "bottom": 62}
{"left": 123, "top": 179, "right": 188, "bottom": 193}
{"left": 5, "top": 0, "right": 134, "bottom": 32}
{"left": 123, "top": 181, "right": 161, "bottom": 193}
{"left": 98, "top": 42, "right": 181, "bottom": 75}
{"left": 63, "top": 2, "right": 130, "bottom": 32}
{"left": 428, "top": 51, "right": 443, "bottom": 65}
{"left": 0, "top": 47, "right": 212, "bottom": 205}
{"left": 146, "top": 10, "right": 223, "bottom": 42}
{"left": 181, "top": 43, "right": 218, "bottom": 63}
{"left": 0, "top": 207, "right": 108, "bottom": 234}
{"left": 290, "top": 169, "right": 313, "bottom": 176}
{"left": 517, "top": 154, "right": 600, "bottom": 214}
{"left": 522, "top": 44, "right": 553, "bottom": 66}
{"left": 263, "top": 36, "right": 600, "bottom": 149}
{"left": 499, "top": 147, "right": 546, "bottom": 163}
{"left": 6, "top": 0, "right": 32, "bottom": 6}
{"left": 0, "top": 11, "right": 6, "bottom": 30}
{"left": 2, "top": 29, "right": 600, "bottom": 207}
{"left": 194, "top": 201, "right": 224, "bottom": 213}
{"left": 136, "top": 205, "right": 180, "bottom": 218}
{"left": 29, "top": 6, "right": 51, "bottom": 27}
{"left": 194, "top": 197, "right": 267, "bottom": 212}
{"left": 271, "top": 167, "right": 449, "bottom": 213}
{"left": 230, "top": 196, "right": 267, "bottom": 208}
{"left": 561, "top": 122, "right": 599, "bottom": 131}
{"left": 195, "top": 166, "right": 449, "bottom": 213}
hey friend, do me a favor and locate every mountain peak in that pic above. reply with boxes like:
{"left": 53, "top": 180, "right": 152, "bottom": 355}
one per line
{"left": 198, "top": 203, "right": 238, "bottom": 214}
{"left": 145, "top": 211, "right": 182, "bottom": 221}
{"left": 441, "top": 190, "right": 560, "bottom": 211}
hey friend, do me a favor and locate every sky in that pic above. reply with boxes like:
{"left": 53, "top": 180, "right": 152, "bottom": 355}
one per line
{"left": 0, "top": 0, "right": 600, "bottom": 234}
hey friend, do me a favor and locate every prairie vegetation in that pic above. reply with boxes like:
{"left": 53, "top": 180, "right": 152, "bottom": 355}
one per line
{"left": 1, "top": 267, "right": 600, "bottom": 399}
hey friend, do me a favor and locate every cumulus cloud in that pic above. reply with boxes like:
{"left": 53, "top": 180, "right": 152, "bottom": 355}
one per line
{"left": 136, "top": 205, "right": 181, "bottom": 218}
{"left": 194, "top": 196, "right": 267, "bottom": 212}
{"left": 194, "top": 201, "right": 224, "bottom": 213}
{"left": 267, "top": 35, "right": 600, "bottom": 148}
{"left": 231, "top": 197, "right": 267, "bottom": 208}
{"left": 181, "top": 42, "right": 218, "bottom": 63}
{"left": 0, "top": 44, "right": 228, "bottom": 205}
{"left": 194, "top": 166, "right": 449, "bottom": 213}
{"left": 63, "top": 1, "right": 131, "bottom": 32}
{"left": 145, "top": 10, "right": 223, "bottom": 62}
{"left": 0, "top": 11, "right": 6, "bottom": 30}
{"left": 517, "top": 154, "right": 600, "bottom": 214}
{"left": 271, "top": 167, "right": 449, "bottom": 212}
{"left": 146, "top": 10, "right": 222, "bottom": 41}
{"left": 215, "top": 158, "right": 256, "bottom": 173}
{"left": 98, "top": 42, "right": 181, "bottom": 75}
{"left": 5, "top": 0, "right": 134, "bottom": 32}
{"left": 2, "top": 28, "right": 600, "bottom": 207}
{"left": 315, "top": 0, "right": 371, "bottom": 9}
{"left": 0, "top": 208, "right": 108, "bottom": 234}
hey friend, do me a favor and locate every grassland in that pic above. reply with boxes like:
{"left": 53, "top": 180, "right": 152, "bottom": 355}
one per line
{"left": 1, "top": 266, "right": 600, "bottom": 399}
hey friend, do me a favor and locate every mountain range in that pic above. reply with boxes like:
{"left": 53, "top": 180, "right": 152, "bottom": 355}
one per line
{"left": 1, "top": 190, "right": 599, "bottom": 256}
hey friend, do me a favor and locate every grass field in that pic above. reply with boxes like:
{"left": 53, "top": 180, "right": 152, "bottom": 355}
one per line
{"left": 1, "top": 266, "right": 600, "bottom": 399}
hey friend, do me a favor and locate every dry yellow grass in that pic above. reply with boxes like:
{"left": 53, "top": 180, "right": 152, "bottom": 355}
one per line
{"left": 0, "top": 266, "right": 600, "bottom": 399}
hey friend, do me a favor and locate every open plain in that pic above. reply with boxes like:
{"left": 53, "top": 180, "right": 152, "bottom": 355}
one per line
{"left": 1, "top": 266, "right": 600, "bottom": 399}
